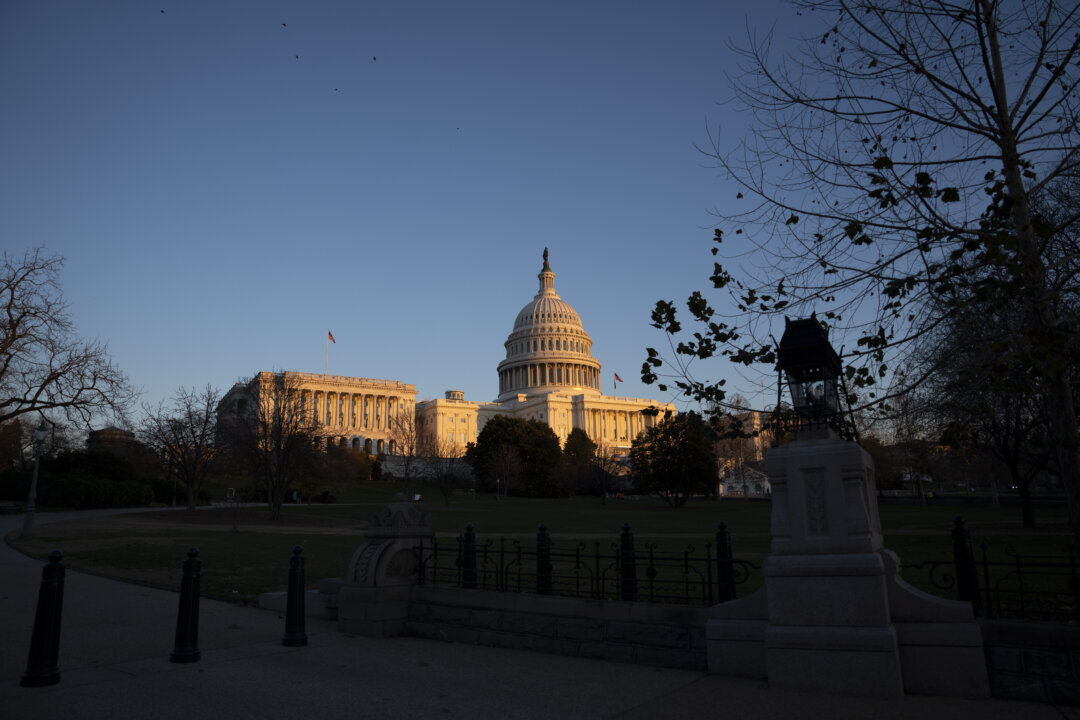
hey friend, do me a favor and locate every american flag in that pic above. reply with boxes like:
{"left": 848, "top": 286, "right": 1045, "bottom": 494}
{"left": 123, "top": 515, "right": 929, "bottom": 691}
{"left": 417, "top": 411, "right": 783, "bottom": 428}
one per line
{"left": 328, "top": 330, "right": 336, "bottom": 344}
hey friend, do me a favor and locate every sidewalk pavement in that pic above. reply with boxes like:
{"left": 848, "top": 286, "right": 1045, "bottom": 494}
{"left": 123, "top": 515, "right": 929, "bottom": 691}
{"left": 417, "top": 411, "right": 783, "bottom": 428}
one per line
{"left": 2, "top": 509, "right": 1076, "bottom": 720}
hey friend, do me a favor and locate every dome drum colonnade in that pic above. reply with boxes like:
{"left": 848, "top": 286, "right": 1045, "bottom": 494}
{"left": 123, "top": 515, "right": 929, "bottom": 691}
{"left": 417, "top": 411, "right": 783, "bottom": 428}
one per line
{"left": 496, "top": 249, "right": 603, "bottom": 401}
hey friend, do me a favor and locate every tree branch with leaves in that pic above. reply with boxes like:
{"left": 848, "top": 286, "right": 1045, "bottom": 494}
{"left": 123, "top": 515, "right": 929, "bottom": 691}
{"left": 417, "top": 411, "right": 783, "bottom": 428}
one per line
{"left": 645, "top": 0, "right": 1079, "bottom": 537}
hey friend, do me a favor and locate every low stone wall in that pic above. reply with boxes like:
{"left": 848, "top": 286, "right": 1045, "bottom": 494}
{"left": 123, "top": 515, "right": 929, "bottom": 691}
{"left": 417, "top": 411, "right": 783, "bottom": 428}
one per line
{"left": 982, "top": 619, "right": 1080, "bottom": 704}
{"left": 404, "top": 586, "right": 708, "bottom": 670}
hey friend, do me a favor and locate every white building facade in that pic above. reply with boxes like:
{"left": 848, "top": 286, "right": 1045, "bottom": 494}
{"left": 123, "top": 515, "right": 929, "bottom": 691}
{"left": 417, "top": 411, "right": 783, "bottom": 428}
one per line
{"left": 220, "top": 371, "right": 416, "bottom": 455}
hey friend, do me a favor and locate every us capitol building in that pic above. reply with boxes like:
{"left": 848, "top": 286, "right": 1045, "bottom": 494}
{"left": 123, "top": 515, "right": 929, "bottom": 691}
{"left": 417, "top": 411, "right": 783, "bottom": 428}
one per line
{"left": 221, "top": 250, "right": 674, "bottom": 456}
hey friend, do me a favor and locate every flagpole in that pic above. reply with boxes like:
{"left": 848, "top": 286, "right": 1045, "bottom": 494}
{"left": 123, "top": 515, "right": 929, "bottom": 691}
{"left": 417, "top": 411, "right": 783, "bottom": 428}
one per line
{"left": 325, "top": 331, "right": 329, "bottom": 378}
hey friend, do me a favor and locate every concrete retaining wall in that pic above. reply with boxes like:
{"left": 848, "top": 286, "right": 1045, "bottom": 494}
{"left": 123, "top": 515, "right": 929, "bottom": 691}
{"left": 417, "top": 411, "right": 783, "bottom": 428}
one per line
{"left": 404, "top": 586, "right": 708, "bottom": 670}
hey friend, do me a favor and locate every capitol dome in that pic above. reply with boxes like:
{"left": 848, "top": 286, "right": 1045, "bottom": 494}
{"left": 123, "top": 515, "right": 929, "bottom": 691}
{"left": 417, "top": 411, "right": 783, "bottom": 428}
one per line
{"left": 497, "top": 249, "right": 602, "bottom": 402}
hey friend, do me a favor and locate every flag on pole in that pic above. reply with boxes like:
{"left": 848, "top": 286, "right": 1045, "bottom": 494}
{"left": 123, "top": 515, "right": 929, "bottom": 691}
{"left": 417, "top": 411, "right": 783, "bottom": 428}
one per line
{"left": 614, "top": 373, "right": 623, "bottom": 383}
{"left": 325, "top": 329, "right": 335, "bottom": 377}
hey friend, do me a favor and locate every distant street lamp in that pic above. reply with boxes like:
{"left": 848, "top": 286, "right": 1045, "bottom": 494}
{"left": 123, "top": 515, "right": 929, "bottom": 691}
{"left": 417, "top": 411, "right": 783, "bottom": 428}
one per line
{"left": 21, "top": 420, "right": 49, "bottom": 540}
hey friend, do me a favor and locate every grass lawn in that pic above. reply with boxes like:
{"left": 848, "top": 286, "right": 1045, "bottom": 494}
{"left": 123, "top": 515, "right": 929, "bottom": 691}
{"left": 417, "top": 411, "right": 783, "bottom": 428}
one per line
{"left": 6, "top": 481, "right": 1072, "bottom": 606}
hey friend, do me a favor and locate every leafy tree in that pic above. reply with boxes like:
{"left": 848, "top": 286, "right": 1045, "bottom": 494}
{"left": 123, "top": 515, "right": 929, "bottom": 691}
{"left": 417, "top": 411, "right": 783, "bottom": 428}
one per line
{"left": 560, "top": 427, "right": 603, "bottom": 497}
{"left": 140, "top": 385, "right": 220, "bottom": 510}
{"left": 1, "top": 247, "right": 135, "bottom": 426}
{"left": 464, "top": 415, "right": 562, "bottom": 497}
{"left": 644, "top": 0, "right": 1080, "bottom": 539}
{"left": 629, "top": 412, "right": 718, "bottom": 507}
{"left": 563, "top": 427, "right": 597, "bottom": 461}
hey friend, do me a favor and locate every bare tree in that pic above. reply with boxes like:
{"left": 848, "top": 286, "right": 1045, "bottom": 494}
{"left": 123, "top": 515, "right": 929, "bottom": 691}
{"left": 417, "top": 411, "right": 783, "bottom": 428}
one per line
{"left": 388, "top": 408, "right": 422, "bottom": 495}
{"left": 926, "top": 308, "right": 1057, "bottom": 525}
{"left": 141, "top": 385, "right": 220, "bottom": 510}
{"left": 590, "top": 445, "right": 626, "bottom": 503}
{"left": 427, "top": 437, "right": 466, "bottom": 505}
{"left": 221, "top": 372, "right": 322, "bottom": 520}
{"left": 645, "top": 0, "right": 1080, "bottom": 542}
{"left": 1, "top": 247, "right": 135, "bottom": 426}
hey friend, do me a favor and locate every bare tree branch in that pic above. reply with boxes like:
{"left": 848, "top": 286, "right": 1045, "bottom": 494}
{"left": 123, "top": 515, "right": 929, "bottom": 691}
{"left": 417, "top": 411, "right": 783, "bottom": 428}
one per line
{"left": 140, "top": 385, "right": 220, "bottom": 510}
{"left": 1, "top": 247, "right": 135, "bottom": 427}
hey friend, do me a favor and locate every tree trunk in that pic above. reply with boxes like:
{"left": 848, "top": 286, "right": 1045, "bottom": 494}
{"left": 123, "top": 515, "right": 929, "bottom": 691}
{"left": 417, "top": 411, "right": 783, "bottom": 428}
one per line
{"left": 1018, "top": 478, "right": 1036, "bottom": 530}
{"left": 1008, "top": 461, "right": 1037, "bottom": 530}
{"left": 983, "top": 0, "right": 1079, "bottom": 547}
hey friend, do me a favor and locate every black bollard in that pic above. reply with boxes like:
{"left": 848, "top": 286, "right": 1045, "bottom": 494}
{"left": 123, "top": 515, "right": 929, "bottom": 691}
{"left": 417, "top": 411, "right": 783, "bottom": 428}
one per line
{"left": 21, "top": 550, "right": 66, "bottom": 687}
{"left": 282, "top": 546, "right": 308, "bottom": 647}
{"left": 951, "top": 516, "right": 983, "bottom": 617}
{"left": 716, "top": 521, "right": 736, "bottom": 603}
{"left": 462, "top": 524, "right": 477, "bottom": 589}
{"left": 536, "top": 524, "right": 552, "bottom": 595}
{"left": 170, "top": 547, "right": 201, "bottom": 663}
{"left": 620, "top": 523, "right": 638, "bottom": 601}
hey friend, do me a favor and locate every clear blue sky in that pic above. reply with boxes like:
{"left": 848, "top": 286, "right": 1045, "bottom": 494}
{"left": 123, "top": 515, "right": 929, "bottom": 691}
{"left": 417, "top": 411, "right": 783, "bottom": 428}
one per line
{"left": 1, "top": 0, "right": 797, "bottom": 423}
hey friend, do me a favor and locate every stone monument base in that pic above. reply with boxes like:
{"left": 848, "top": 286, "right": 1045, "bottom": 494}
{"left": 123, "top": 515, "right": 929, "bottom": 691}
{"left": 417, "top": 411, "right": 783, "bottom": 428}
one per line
{"left": 706, "top": 548, "right": 989, "bottom": 699}
{"left": 707, "top": 430, "right": 989, "bottom": 700}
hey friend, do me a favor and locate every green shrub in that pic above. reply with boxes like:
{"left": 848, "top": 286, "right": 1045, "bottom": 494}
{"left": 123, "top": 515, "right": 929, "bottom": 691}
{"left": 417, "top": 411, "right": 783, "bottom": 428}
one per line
{"left": 0, "top": 469, "right": 31, "bottom": 501}
{"left": 36, "top": 473, "right": 152, "bottom": 509}
{"left": 0, "top": 453, "right": 154, "bottom": 508}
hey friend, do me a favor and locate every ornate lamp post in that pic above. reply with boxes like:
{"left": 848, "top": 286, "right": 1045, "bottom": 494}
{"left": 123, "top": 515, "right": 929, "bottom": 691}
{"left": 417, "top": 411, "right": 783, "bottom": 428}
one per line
{"left": 775, "top": 314, "right": 845, "bottom": 433}
{"left": 22, "top": 420, "right": 49, "bottom": 540}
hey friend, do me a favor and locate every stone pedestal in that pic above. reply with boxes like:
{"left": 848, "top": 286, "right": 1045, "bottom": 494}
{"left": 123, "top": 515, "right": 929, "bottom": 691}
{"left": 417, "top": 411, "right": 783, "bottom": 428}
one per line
{"left": 323, "top": 494, "right": 433, "bottom": 637}
{"left": 706, "top": 428, "right": 989, "bottom": 699}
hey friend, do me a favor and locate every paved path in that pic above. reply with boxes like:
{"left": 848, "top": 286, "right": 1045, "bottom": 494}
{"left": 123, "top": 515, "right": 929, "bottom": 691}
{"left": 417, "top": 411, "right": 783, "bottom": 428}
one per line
{"left": 2, "top": 509, "right": 1076, "bottom": 720}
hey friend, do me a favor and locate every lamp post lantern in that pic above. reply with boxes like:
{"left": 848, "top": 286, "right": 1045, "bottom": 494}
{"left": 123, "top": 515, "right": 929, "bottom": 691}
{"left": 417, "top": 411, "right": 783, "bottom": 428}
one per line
{"left": 22, "top": 420, "right": 49, "bottom": 540}
{"left": 775, "top": 314, "right": 845, "bottom": 432}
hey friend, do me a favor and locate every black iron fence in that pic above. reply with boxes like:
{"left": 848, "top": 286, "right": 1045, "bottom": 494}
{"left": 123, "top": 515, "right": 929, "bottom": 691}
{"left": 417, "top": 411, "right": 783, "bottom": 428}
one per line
{"left": 901, "top": 516, "right": 1080, "bottom": 622}
{"left": 416, "top": 522, "right": 760, "bottom": 606}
